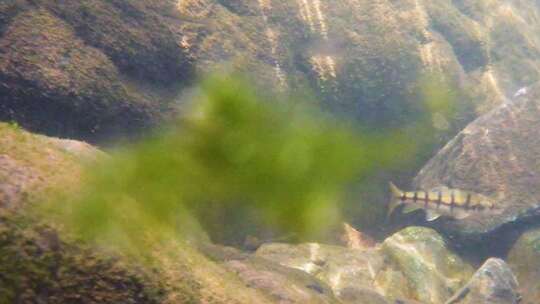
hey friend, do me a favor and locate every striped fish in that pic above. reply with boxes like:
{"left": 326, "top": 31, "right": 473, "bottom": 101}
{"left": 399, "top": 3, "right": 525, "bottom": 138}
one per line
{"left": 388, "top": 182, "right": 502, "bottom": 221}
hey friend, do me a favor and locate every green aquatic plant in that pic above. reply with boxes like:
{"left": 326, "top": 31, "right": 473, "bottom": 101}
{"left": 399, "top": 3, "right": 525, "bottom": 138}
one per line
{"left": 40, "top": 74, "right": 453, "bottom": 258}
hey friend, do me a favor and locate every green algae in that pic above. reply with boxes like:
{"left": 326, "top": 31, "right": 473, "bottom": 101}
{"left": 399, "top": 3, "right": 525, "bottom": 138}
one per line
{"left": 42, "top": 76, "right": 412, "bottom": 250}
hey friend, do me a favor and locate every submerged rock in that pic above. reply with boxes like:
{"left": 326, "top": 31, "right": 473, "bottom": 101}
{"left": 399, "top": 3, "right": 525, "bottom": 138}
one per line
{"left": 0, "top": 122, "right": 101, "bottom": 209}
{"left": 0, "top": 124, "right": 276, "bottom": 304}
{"left": 0, "top": 1, "right": 193, "bottom": 143}
{"left": 445, "top": 258, "right": 520, "bottom": 304}
{"left": 338, "top": 288, "right": 391, "bottom": 304}
{"left": 256, "top": 242, "right": 385, "bottom": 301}
{"left": 5, "top": 0, "right": 540, "bottom": 145}
{"left": 414, "top": 83, "right": 540, "bottom": 239}
{"left": 379, "top": 227, "right": 473, "bottom": 304}
{"left": 224, "top": 258, "right": 339, "bottom": 304}
{"left": 256, "top": 227, "right": 474, "bottom": 304}
{"left": 507, "top": 228, "right": 540, "bottom": 304}
{"left": 0, "top": 8, "right": 158, "bottom": 142}
{"left": 201, "top": 243, "right": 341, "bottom": 303}
{"left": 0, "top": 124, "right": 162, "bottom": 302}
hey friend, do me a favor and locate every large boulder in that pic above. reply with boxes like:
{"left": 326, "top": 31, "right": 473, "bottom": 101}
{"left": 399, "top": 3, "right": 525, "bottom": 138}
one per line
{"left": 445, "top": 258, "right": 520, "bottom": 304}
{"left": 414, "top": 82, "right": 540, "bottom": 239}
{"left": 2, "top": 0, "right": 540, "bottom": 148}
{"left": 507, "top": 228, "right": 540, "bottom": 304}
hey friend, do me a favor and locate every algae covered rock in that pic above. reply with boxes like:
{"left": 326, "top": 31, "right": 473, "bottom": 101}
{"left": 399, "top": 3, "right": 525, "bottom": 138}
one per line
{"left": 445, "top": 258, "right": 520, "bottom": 304}
{"left": 178, "top": 0, "right": 540, "bottom": 124}
{"left": 3, "top": 0, "right": 540, "bottom": 148}
{"left": 2, "top": 0, "right": 540, "bottom": 147}
{"left": 0, "top": 0, "right": 194, "bottom": 143}
{"left": 40, "top": 0, "right": 192, "bottom": 84}
{"left": 507, "top": 228, "right": 540, "bottom": 304}
{"left": 414, "top": 83, "right": 540, "bottom": 238}
{"left": 0, "top": 124, "right": 277, "bottom": 304}
{"left": 0, "top": 122, "right": 100, "bottom": 209}
{"left": 0, "top": 8, "right": 157, "bottom": 142}
{"left": 0, "top": 213, "right": 165, "bottom": 304}
{"left": 0, "top": 123, "right": 164, "bottom": 303}
{"left": 379, "top": 226, "right": 474, "bottom": 304}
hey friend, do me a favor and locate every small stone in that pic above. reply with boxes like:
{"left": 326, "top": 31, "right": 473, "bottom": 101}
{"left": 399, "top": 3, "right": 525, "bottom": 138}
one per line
{"left": 444, "top": 258, "right": 520, "bottom": 304}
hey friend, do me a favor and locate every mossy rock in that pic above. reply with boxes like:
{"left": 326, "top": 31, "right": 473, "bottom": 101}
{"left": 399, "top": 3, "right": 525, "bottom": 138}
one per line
{"left": 4, "top": 0, "right": 540, "bottom": 147}
{"left": 0, "top": 211, "right": 275, "bottom": 304}
{"left": 0, "top": 212, "right": 165, "bottom": 304}
{"left": 0, "top": 0, "right": 28, "bottom": 36}
{"left": 3, "top": 0, "right": 540, "bottom": 145}
{"left": 424, "top": 0, "right": 488, "bottom": 72}
{"left": 0, "top": 123, "right": 163, "bottom": 303}
{"left": 0, "top": 124, "right": 279, "bottom": 304}
{"left": 39, "top": 0, "right": 192, "bottom": 84}
{"left": 0, "top": 122, "right": 99, "bottom": 208}
{"left": 0, "top": 1, "right": 194, "bottom": 143}
{"left": 0, "top": 8, "right": 157, "bottom": 142}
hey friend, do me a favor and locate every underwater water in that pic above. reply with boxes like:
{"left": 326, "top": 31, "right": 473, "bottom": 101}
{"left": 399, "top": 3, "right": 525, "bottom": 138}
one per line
{"left": 1, "top": 1, "right": 539, "bottom": 303}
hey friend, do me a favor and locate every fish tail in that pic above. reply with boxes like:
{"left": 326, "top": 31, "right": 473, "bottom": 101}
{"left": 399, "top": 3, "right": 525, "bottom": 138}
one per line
{"left": 387, "top": 182, "right": 403, "bottom": 219}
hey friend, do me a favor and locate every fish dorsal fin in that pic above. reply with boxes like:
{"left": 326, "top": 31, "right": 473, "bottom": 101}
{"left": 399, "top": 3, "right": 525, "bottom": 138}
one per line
{"left": 402, "top": 204, "right": 421, "bottom": 214}
{"left": 425, "top": 210, "right": 441, "bottom": 221}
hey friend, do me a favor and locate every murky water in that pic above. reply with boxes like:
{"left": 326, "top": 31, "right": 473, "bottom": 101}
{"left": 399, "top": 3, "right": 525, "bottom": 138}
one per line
{"left": 1, "top": 1, "right": 540, "bottom": 303}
